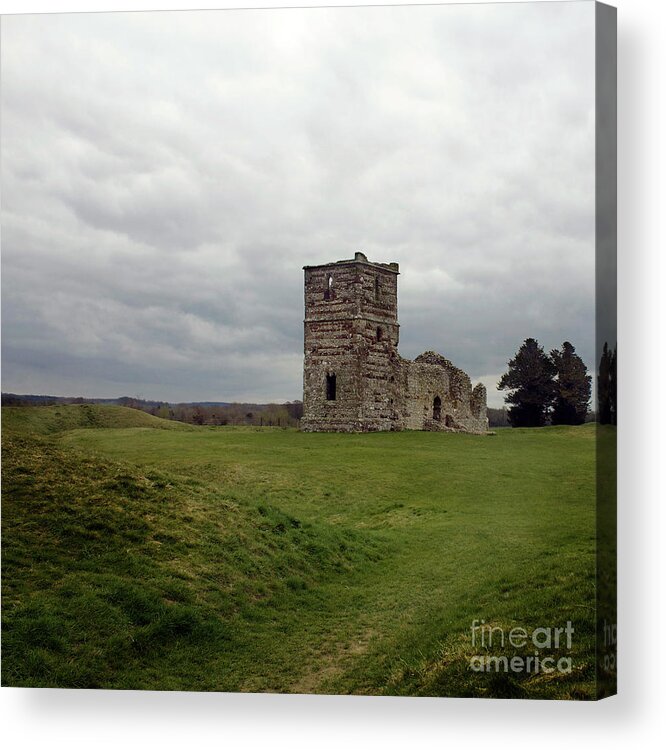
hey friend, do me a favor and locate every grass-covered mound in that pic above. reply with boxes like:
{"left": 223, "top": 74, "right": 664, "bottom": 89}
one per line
{"left": 2, "top": 407, "right": 597, "bottom": 697}
{"left": 1, "top": 403, "right": 194, "bottom": 436}
{"left": 2, "top": 413, "right": 381, "bottom": 690}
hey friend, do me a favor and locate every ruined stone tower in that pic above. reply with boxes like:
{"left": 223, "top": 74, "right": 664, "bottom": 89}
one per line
{"left": 301, "top": 252, "right": 401, "bottom": 432}
{"left": 301, "top": 253, "right": 488, "bottom": 434}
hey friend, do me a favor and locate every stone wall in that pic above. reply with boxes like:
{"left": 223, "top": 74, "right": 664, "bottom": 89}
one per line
{"left": 399, "top": 353, "right": 488, "bottom": 433}
{"left": 301, "top": 254, "right": 487, "bottom": 434}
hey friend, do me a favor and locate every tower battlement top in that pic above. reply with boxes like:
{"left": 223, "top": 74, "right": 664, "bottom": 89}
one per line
{"left": 303, "top": 253, "right": 399, "bottom": 274}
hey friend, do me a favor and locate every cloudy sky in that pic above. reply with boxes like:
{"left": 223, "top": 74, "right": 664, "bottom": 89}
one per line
{"left": 1, "top": 3, "right": 595, "bottom": 407}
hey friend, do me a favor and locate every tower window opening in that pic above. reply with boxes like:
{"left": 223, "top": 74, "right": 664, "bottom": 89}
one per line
{"left": 375, "top": 276, "right": 380, "bottom": 301}
{"left": 433, "top": 396, "right": 442, "bottom": 421}
{"left": 324, "top": 274, "right": 333, "bottom": 300}
{"left": 376, "top": 326, "right": 383, "bottom": 342}
{"left": 326, "top": 373, "right": 337, "bottom": 401}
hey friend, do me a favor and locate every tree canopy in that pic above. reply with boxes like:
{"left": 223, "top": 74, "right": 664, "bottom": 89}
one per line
{"left": 499, "top": 338, "right": 592, "bottom": 427}
{"left": 498, "top": 338, "right": 556, "bottom": 427}
{"left": 550, "top": 342, "right": 592, "bottom": 426}
{"left": 598, "top": 342, "right": 617, "bottom": 425}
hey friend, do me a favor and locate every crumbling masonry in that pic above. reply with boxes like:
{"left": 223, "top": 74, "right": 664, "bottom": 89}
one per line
{"left": 301, "top": 253, "right": 488, "bottom": 433}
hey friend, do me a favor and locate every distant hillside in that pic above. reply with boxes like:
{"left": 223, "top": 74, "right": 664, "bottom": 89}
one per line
{"left": 1, "top": 393, "right": 230, "bottom": 409}
{"left": 2, "top": 394, "right": 304, "bottom": 428}
{"left": 2, "top": 404, "right": 194, "bottom": 436}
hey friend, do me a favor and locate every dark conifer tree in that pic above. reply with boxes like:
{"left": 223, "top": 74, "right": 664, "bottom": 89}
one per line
{"left": 598, "top": 342, "right": 613, "bottom": 424}
{"left": 498, "top": 338, "right": 556, "bottom": 427}
{"left": 609, "top": 345, "right": 617, "bottom": 425}
{"left": 550, "top": 342, "right": 592, "bottom": 425}
{"left": 598, "top": 342, "right": 617, "bottom": 425}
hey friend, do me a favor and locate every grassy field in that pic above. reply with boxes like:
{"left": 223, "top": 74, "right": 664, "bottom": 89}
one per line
{"left": 2, "top": 405, "right": 597, "bottom": 698}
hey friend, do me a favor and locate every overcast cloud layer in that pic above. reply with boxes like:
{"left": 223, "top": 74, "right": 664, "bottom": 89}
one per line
{"left": 1, "top": 4, "right": 595, "bottom": 407}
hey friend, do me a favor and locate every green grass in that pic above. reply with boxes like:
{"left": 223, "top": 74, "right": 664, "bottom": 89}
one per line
{"left": 2, "top": 405, "right": 597, "bottom": 698}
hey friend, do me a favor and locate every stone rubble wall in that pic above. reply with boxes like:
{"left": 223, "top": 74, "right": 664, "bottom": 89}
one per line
{"left": 399, "top": 354, "right": 488, "bottom": 434}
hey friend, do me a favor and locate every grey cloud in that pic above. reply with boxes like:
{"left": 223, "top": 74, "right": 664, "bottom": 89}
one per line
{"left": 1, "top": 4, "right": 596, "bottom": 407}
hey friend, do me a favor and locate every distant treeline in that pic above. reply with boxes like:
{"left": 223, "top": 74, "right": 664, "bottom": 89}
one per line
{"left": 487, "top": 408, "right": 510, "bottom": 428}
{"left": 148, "top": 401, "right": 304, "bottom": 427}
{"left": 1, "top": 394, "right": 304, "bottom": 428}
